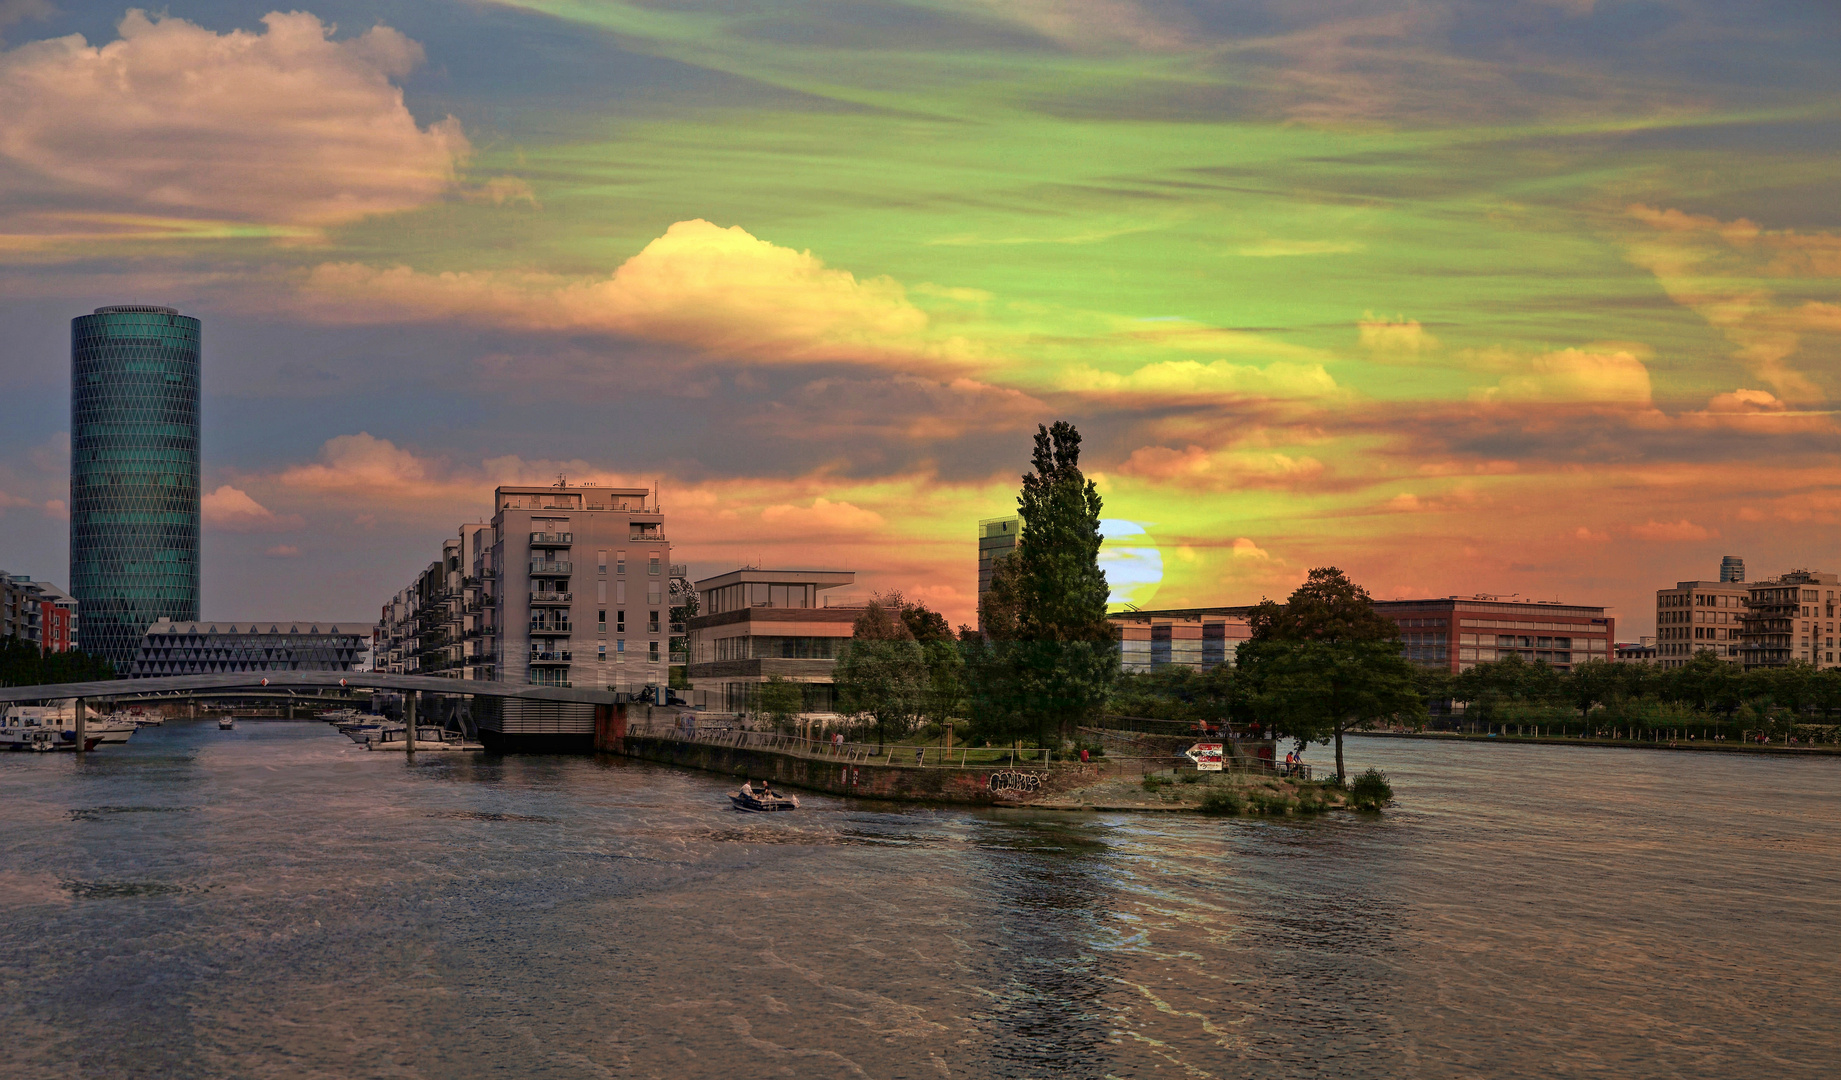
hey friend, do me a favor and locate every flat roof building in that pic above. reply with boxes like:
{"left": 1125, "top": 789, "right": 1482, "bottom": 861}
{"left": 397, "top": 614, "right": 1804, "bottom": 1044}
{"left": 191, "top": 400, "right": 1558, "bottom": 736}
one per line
{"left": 1108, "top": 607, "right": 1252, "bottom": 673}
{"left": 1741, "top": 570, "right": 1838, "bottom": 671}
{"left": 683, "top": 568, "right": 861, "bottom": 716}
{"left": 1656, "top": 579, "right": 1749, "bottom": 669}
{"left": 977, "top": 516, "right": 1018, "bottom": 626}
{"left": 1374, "top": 597, "right": 1613, "bottom": 673}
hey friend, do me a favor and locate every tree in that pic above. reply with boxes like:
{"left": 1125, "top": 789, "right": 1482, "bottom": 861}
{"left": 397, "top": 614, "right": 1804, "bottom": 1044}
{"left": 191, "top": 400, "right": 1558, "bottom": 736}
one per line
{"left": 0, "top": 637, "right": 114, "bottom": 687}
{"left": 756, "top": 676, "right": 803, "bottom": 730}
{"left": 1237, "top": 568, "right": 1423, "bottom": 782}
{"left": 833, "top": 593, "right": 927, "bottom": 751}
{"left": 1566, "top": 659, "right": 1619, "bottom": 722}
{"left": 967, "top": 422, "right": 1118, "bottom": 746}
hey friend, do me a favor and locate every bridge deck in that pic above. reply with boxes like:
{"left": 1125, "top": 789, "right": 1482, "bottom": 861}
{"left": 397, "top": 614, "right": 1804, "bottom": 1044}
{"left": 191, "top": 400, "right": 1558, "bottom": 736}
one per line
{"left": 0, "top": 671, "right": 613, "bottom": 705}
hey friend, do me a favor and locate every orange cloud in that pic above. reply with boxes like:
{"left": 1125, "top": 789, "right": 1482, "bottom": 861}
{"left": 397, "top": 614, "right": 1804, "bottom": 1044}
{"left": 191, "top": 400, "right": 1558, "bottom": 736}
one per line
{"left": 1474, "top": 347, "right": 1652, "bottom": 405}
{"left": 201, "top": 484, "right": 300, "bottom": 531}
{"left": 1063, "top": 358, "right": 1338, "bottom": 401}
{"left": 1626, "top": 519, "right": 1716, "bottom": 542}
{"left": 0, "top": 10, "right": 467, "bottom": 229}
{"left": 301, "top": 219, "right": 954, "bottom": 368}
{"left": 1115, "top": 443, "right": 1326, "bottom": 490}
{"left": 759, "top": 498, "right": 885, "bottom": 532}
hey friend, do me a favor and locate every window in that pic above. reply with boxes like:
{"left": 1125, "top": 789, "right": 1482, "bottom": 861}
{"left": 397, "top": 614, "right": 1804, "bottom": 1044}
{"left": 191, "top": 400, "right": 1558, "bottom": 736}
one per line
{"left": 616, "top": 550, "right": 626, "bottom": 575}
{"left": 649, "top": 553, "right": 661, "bottom": 575}
{"left": 647, "top": 581, "right": 662, "bottom": 605}
{"left": 616, "top": 580, "right": 626, "bottom": 605}
{"left": 648, "top": 610, "right": 660, "bottom": 634}
{"left": 616, "top": 639, "right": 625, "bottom": 661}
{"left": 597, "top": 580, "right": 607, "bottom": 603}
{"left": 598, "top": 610, "right": 606, "bottom": 633}
{"left": 598, "top": 549, "right": 607, "bottom": 573}
{"left": 648, "top": 641, "right": 660, "bottom": 663}
{"left": 616, "top": 610, "right": 626, "bottom": 633}
{"left": 598, "top": 643, "right": 606, "bottom": 660}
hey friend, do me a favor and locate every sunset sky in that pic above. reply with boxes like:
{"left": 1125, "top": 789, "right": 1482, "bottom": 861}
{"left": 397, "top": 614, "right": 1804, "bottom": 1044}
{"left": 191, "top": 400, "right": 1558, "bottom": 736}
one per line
{"left": 0, "top": 1, "right": 1836, "bottom": 634}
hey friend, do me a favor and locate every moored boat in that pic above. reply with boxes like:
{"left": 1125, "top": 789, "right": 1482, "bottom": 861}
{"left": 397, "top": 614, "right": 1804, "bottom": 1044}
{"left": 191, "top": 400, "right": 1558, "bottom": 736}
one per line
{"left": 218, "top": 717, "right": 236, "bottom": 730}
{"left": 730, "top": 780, "right": 799, "bottom": 812}
{"left": 1, "top": 705, "right": 105, "bottom": 751}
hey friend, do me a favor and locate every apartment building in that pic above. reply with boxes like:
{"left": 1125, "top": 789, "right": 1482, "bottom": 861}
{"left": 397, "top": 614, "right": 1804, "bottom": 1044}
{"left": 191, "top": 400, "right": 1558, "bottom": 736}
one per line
{"left": 683, "top": 568, "right": 860, "bottom": 714}
{"left": 1108, "top": 607, "right": 1252, "bottom": 673}
{"left": 1741, "top": 570, "right": 1839, "bottom": 670}
{"left": 1655, "top": 579, "right": 1750, "bottom": 668}
{"left": 0, "top": 573, "right": 78, "bottom": 654}
{"left": 374, "top": 524, "right": 491, "bottom": 679}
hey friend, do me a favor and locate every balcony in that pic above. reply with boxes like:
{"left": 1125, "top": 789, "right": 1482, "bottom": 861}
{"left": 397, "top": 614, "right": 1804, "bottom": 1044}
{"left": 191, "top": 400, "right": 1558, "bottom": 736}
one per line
{"left": 531, "top": 532, "right": 573, "bottom": 546}
{"left": 629, "top": 524, "right": 665, "bottom": 541}
{"left": 529, "top": 651, "right": 572, "bottom": 664}
{"left": 530, "top": 560, "right": 572, "bottom": 576}
{"left": 530, "top": 621, "right": 574, "bottom": 635}
{"left": 529, "top": 592, "right": 572, "bottom": 605}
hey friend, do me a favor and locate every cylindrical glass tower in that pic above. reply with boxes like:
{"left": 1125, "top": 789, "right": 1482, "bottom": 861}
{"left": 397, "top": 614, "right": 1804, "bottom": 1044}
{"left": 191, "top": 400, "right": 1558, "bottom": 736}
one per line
{"left": 70, "top": 305, "right": 201, "bottom": 668}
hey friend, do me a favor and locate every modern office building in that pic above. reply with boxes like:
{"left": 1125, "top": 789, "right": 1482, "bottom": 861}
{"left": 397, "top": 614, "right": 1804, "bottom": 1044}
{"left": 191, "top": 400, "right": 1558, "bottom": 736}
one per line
{"left": 1655, "top": 579, "right": 1750, "bottom": 667}
{"left": 1720, "top": 555, "right": 1746, "bottom": 584}
{"left": 976, "top": 515, "right": 1019, "bottom": 624}
{"left": 129, "top": 620, "right": 366, "bottom": 677}
{"left": 683, "top": 568, "right": 861, "bottom": 714}
{"left": 1740, "top": 570, "right": 1838, "bottom": 670}
{"left": 1109, "top": 607, "right": 1252, "bottom": 673}
{"left": 69, "top": 304, "right": 202, "bottom": 667}
{"left": 1374, "top": 597, "right": 1613, "bottom": 673}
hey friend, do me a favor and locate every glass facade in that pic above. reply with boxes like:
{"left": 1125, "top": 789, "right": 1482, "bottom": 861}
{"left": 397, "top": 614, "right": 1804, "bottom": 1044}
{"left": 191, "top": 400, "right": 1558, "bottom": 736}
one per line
{"left": 70, "top": 305, "right": 201, "bottom": 667}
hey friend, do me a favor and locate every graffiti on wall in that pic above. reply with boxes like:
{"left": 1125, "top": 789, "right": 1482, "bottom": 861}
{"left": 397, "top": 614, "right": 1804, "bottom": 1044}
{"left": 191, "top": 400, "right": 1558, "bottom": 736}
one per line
{"left": 986, "top": 770, "right": 1042, "bottom": 796}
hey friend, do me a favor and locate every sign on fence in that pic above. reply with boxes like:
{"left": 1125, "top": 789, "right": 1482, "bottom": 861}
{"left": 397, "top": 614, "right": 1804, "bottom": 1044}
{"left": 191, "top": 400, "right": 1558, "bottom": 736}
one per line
{"left": 1186, "top": 742, "right": 1224, "bottom": 771}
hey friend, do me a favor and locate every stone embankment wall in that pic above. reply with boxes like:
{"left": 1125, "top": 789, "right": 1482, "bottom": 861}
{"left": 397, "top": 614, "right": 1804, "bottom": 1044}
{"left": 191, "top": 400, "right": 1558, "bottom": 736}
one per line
{"left": 611, "top": 734, "right": 1104, "bottom": 806}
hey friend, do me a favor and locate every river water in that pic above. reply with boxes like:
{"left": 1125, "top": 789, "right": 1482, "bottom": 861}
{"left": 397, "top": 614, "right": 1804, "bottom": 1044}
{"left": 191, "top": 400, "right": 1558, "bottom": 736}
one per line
{"left": 2, "top": 722, "right": 1836, "bottom": 1079}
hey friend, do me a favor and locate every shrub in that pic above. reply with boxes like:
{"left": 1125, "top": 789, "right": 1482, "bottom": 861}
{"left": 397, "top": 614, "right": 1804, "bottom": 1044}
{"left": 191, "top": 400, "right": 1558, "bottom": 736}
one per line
{"left": 1178, "top": 771, "right": 1204, "bottom": 785}
{"left": 1199, "top": 789, "right": 1242, "bottom": 816}
{"left": 1141, "top": 774, "right": 1167, "bottom": 792}
{"left": 1349, "top": 768, "right": 1394, "bottom": 811}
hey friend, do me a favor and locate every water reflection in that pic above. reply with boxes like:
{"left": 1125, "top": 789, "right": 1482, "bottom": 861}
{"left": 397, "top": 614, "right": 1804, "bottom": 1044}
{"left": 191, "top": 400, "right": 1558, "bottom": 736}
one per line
{"left": 0, "top": 724, "right": 1836, "bottom": 1078}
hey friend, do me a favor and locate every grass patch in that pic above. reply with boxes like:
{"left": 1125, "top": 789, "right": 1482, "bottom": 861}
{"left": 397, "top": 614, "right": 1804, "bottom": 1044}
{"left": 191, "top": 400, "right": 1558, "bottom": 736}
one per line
{"left": 1198, "top": 789, "right": 1243, "bottom": 816}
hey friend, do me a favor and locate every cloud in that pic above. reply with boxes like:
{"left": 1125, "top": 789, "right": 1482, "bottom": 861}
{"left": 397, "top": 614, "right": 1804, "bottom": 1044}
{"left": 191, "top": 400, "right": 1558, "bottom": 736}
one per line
{"left": 1063, "top": 359, "right": 1338, "bottom": 400}
{"left": 40, "top": 498, "right": 65, "bottom": 520}
{"left": 1624, "top": 204, "right": 1836, "bottom": 402}
{"left": 1475, "top": 347, "right": 1652, "bottom": 405}
{"left": 1359, "top": 312, "right": 1438, "bottom": 358}
{"left": 1238, "top": 239, "right": 1363, "bottom": 257}
{"left": 1230, "top": 537, "right": 1272, "bottom": 561}
{"left": 264, "top": 544, "right": 302, "bottom": 558}
{"left": 1626, "top": 519, "right": 1715, "bottom": 542}
{"left": 759, "top": 498, "right": 885, "bottom": 532}
{"left": 300, "top": 219, "right": 953, "bottom": 368}
{"left": 202, "top": 484, "right": 300, "bottom": 531}
{"left": 1115, "top": 444, "right": 1325, "bottom": 490}
{"left": 0, "top": 488, "right": 33, "bottom": 511}
{"left": 0, "top": 10, "right": 467, "bottom": 230}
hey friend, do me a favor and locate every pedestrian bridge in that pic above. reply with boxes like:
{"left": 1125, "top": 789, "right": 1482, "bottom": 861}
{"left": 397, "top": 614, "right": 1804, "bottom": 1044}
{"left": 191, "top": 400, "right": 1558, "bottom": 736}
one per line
{"left": 0, "top": 671, "right": 615, "bottom": 706}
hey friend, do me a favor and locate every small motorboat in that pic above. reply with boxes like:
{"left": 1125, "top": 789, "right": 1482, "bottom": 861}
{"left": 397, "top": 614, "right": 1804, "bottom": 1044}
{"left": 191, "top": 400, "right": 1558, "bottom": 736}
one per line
{"left": 218, "top": 717, "right": 236, "bottom": 730}
{"left": 730, "top": 780, "right": 799, "bottom": 812}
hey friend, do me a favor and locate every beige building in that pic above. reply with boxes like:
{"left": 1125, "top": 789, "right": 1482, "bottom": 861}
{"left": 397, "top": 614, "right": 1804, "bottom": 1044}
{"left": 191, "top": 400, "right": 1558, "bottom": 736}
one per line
{"left": 1655, "top": 579, "right": 1750, "bottom": 669}
{"left": 683, "top": 568, "right": 861, "bottom": 715}
{"left": 1741, "top": 570, "right": 1839, "bottom": 670}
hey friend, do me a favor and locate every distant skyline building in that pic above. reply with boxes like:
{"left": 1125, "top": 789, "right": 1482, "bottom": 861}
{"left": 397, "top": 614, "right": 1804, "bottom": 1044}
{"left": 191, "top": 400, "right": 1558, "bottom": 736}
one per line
{"left": 1655, "top": 579, "right": 1748, "bottom": 668}
{"left": 1720, "top": 555, "right": 1746, "bottom": 583}
{"left": 69, "top": 305, "right": 202, "bottom": 667}
{"left": 976, "top": 515, "right": 1018, "bottom": 625}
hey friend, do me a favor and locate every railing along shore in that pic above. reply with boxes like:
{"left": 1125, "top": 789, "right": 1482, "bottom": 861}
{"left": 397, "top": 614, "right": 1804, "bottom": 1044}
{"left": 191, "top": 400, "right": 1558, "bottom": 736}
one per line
{"left": 624, "top": 721, "right": 1314, "bottom": 779}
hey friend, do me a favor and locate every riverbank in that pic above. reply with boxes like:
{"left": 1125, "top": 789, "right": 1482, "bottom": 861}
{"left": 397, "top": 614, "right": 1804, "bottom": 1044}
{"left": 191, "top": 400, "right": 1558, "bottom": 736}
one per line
{"left": 1361, "top": 730, "right": 1840, "bottom": 756}
{"left": 610, "top": 729, "right": 1351, "bottom": 814}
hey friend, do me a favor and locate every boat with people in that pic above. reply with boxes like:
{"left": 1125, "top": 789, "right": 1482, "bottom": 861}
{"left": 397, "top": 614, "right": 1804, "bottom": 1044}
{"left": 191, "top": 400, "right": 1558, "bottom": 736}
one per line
{"left": 218, "top": 716, "right": 235, "bottom": 730}
{"left": 0, "top": 712, "right": 61, "bottom": 751}
{"left": 730, "top": 780, "right": 799, "bottom": 812}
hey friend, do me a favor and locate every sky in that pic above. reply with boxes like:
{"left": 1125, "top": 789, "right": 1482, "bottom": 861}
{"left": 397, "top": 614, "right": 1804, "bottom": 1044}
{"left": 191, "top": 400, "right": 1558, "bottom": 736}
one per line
{"left": 0, "top": 0, "right": 1836, "bottom": 634}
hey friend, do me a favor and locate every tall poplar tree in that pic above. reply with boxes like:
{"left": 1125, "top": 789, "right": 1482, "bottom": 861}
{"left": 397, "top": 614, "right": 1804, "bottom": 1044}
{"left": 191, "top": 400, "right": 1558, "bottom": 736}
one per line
{"left": 972, "top": 422, "right": 1117, "bottom": 746}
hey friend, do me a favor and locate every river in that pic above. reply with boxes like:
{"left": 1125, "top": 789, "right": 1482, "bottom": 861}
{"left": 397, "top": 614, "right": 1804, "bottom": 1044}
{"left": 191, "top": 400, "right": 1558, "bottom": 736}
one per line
{"left": 3, "top": 722, "right": 1836, "bottom": 1078}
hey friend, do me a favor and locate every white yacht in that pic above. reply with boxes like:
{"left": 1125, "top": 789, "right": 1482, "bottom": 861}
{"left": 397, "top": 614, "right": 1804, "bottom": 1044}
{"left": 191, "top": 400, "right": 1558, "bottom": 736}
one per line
{"left": 0, "top": 707, "right": 61, "bottom": 751}
{"left": 0, "top": 704, "right": 112, "bottom": 751}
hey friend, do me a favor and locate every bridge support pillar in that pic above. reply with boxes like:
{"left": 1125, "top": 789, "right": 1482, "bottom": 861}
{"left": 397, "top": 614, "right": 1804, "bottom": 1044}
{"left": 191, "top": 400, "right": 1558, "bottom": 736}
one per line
{"left": 405, "top": 694, "right": 416, "bottom": 757}
{"left": 74, "top": 698, "right": 86, "bottom": 753}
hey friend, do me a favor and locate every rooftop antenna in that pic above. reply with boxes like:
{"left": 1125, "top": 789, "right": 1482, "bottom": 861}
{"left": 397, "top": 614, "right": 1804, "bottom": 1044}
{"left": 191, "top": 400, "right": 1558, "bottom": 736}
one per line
{"left": 556, "top": 472, "right": 567, "bottom": 488}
